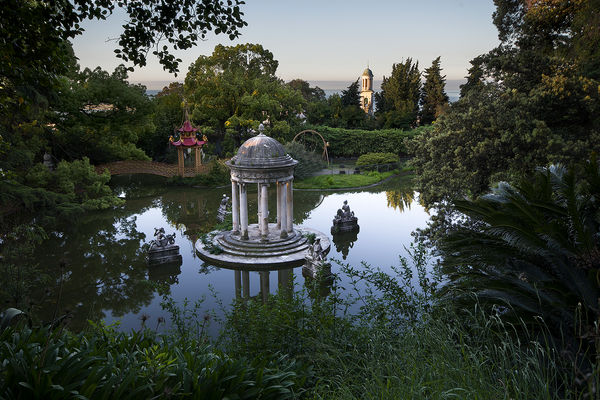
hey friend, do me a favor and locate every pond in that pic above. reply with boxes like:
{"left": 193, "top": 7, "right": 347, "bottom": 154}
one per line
{"left": 22, "top": 174, "right": 431, "bottom": 335}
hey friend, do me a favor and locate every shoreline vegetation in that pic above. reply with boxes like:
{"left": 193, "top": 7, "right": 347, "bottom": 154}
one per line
{"left": 0, "top": 247, "right": 583, "bottom": 398}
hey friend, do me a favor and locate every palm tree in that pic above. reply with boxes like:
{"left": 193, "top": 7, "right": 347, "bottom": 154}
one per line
{"left": 439, "top": 159, "right": 600, "bottom": 340}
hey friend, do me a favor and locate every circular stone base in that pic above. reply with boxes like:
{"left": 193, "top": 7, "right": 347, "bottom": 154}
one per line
{"left": 196, "top": 223, "right": 330, "bottom": 270}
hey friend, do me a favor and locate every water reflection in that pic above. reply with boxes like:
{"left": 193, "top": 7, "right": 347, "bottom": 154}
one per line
{"left": 386, "top": 189, "right": 416, "bottom": 212}
{"left": 14, "top": 173, "right": 429, "bottom": 333}
{"left": 302, "top": 263, "right": 334, "bottom": 299}
{"left": 147, "top": 261, "right": 182, "bottom": 286}
{"left": 30, "top": 208, "right": 155, "bottom": 330}
{"left": 233, "top": 268, "right": 294, "bottom": 303}
{"left": 331, "top": 229, "right": 360, "bottom": 260}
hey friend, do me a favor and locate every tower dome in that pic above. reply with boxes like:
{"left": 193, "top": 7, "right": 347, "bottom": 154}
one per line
{"left": 362, "top": 68, "right": 373, "bottom": 77}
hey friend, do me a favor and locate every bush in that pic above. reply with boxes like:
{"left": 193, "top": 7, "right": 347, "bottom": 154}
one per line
{"left": 283, "top": 141, "right": 326, "bottom": 180}
{"left": 0, "top": 322, "right": 306, "bottom": 399}
{"left": 356, "top": 152, "right": 400, "bottom": 166}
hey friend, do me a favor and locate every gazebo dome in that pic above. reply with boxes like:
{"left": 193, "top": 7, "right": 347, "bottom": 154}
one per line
{"left": 230, "top": 133, "right": 297, "bottom": 169}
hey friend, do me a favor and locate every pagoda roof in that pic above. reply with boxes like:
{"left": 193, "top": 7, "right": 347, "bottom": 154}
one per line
{"left": 178, "top": 120, "right": 198, "bottom": 133}
{"left": 170, "top": 136, "right": 206, "bottom": 147}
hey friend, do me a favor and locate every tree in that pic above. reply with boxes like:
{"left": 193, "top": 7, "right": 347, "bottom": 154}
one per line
{"left": 420, "top": 57, "right": 449, "bottom": 125}
{"left": 1, "top": 0, "right": 246, "bottom": 78}
{"left": 139, "top": 82, "right": 185, "bottom": 161}
{"left": 184, "top": 44, "right": 305, "bottom": 154}
{"left": 1, "top": 0, "right": 246, "bottom": 220}
{"left": 438, "top": 159, "right": 600, "bottom": 361}
{"left": 49, "top": 65, "right": 153, "bottom": 164}
{"left": 340, "top": 80, "right": 360, "bottom": 107}
{"left": 287, "top": 79, "right": 326, "bottom": 102}
{"left": 410, "top": 0, "right": 600, "bottom": 202}
{"left": 376, "top": 59, "right": 421, "bottom": 129}
{"left": 459, "top": 56, "right": 485, "bottom": 97}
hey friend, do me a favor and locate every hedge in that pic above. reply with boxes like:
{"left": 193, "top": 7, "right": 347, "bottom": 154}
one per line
{"left": 312, "top": 126, "right": 431, "bottom": 158}
{"left": 356, "top": 152, "right": 400, "bottom": 166}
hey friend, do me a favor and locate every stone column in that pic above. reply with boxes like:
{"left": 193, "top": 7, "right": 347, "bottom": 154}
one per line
{"left": 260, "top": 183, "right": 269, "bottom": 239}
{"left": 280, "top": 183, "right": 288, "bottom": 238}
{"left": 276, "top": 183, "right": 282, "bottom": 229}
{"left": 260, "top": 271, "right": 270, "bottom": 303}
{"left": 239, "top": 183, "right": 248, "bottom": 239}
{"left": 286, "top": 181, "right": 293, "bottom": 233}
{"left": 257, "top": 183, "right": 262, "bottom": 226}
{"left": 242, "top": 270, "right": 250, "bottom": 299}
{"left": 231, "top": 181, "right": 240, "bottom": 235}
{"left": 234, "top": 270, "right": 241, "bottom": 298}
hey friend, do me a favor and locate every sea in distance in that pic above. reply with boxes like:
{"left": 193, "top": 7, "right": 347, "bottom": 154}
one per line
{"left": 144, "top": 79, "right": 462, "bottom": 103}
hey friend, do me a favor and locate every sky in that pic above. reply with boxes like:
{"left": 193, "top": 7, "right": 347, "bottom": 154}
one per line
{"left": 71, "top": 0, "right": 500, "bottom": 90}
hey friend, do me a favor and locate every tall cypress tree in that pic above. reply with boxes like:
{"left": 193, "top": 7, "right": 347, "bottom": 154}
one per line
{"left": 377, "top": 58, "right": 421, "bottom": 128}
{"left": 420, "top": 56, "right": 449, "bottom": 125}
{"left": 340, "top": 80, "right": 361, "bottom": 107}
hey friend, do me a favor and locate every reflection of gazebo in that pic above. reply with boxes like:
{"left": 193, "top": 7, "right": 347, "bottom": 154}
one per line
{"left": 169, "top": 117, "right": 206, "bottom": 176}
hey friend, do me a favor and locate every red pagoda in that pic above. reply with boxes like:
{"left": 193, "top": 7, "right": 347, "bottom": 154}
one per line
{"left": 169, "top": 116, "right": 206, "bottom": 176}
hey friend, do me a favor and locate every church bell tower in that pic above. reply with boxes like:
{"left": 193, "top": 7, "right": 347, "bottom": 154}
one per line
{"left": 360, "top": 67, "right": 374, "bottom": 116}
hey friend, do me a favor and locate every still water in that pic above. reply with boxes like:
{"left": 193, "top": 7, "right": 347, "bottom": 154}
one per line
{"left": 27, "top": 174, "right": 430, "bottom": 334}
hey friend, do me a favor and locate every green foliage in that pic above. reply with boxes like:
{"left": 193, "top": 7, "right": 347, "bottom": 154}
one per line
{"left": 1, "top": 158, "right": 123, "bottom": 224}
{"left": 220, "top": 245, "right": 577, "bottom": 398}
{"left": 356, "top": 152, "right": 400, "bottom": 166}
{"left": 0, "top": 0, "right": 246, "bottom": 77}
{"left": 0, "top": 322, "right": 303, "bottom": 399}
{"left": 50, "top": 65, "right": 153, "bottom": 164}
{"left": 375, "top": 58, "right": 421, "bottom": 129}
{"left": 168, "top": 160, "right": 230, "bottom": 187}
{"left": 283, "top": 141, "right": 326, "bottom": 180}
{"left": 411, "top": 0, "right": 600, "bottom": 203}
{"left": 294, "top": 171, "right": 394, "bottom": 189}
{"left": 341, "top": 80, "right": 361, "bottom": 107}
{"left": 315, "top": 126, "right": 429, "bottom": 158}
{"left": 420, "top": 56, "right": 449, "bottom": 125}
{"left": 438, "top": 160, "right": 600, "bottom": 353}
{"left": 139, "top": 82, "right": 184, "bottom": 161}
{"left": 185, "top": 44, "right": 305, "bottom": 154}
{"left": 408, "top": 83, "right": 582, "bottom": 204}
{"left": 287, "top": 79, "right": 326, "bottom": 102}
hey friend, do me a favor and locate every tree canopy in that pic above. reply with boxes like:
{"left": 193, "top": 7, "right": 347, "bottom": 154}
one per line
{"left": 375, "top": 58, "right": 421, "bottom": 129}
{"left": 420, "top": 57, "right": 449, "bottom": 125}
{"left": 184, "top": 44, "right": 305, "bottom": 155}
{"left": 410, "top": 0, "right": 600, "bottom": 204}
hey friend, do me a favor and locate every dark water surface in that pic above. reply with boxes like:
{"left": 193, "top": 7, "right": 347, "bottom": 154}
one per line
{"left": 24, "top": 174, "right": 430, "bottom": 335}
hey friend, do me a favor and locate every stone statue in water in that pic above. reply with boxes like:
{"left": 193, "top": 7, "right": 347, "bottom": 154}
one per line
{"left": 332, "top": 200, "right": 359, "bottom": 233}
{"left": 148, "top": 227, "right": 181, "bottom": 265}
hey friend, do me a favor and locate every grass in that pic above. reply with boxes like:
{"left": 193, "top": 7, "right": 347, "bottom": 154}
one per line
{"left": 217, "top": 246, "right": 581, "bottom": 399}
{"left": 295, "top": 171, "right": 395, "bottom": 189}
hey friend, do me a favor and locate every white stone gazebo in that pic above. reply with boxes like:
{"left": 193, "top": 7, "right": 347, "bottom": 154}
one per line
{"left": 196, "top": 133, "right": 330, "bottom": 269}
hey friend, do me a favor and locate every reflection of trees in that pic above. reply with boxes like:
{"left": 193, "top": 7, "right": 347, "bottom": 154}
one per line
{"left": 291, "top": 191, "right": 326, "bottom": 224}
{"left": 160, "top": 189, "right": 223, "bottom": 244}
{"left": 109, "top": 174, "right": 170, "bottom": 199}
{"left": 147, "top": 261, "right": 182, "bottom": 286}
{"left": 30, "top": 204, "right": 156, "bottom": 330}
{"left": 331, "top": 229, "right": 359, "bottom": 260}
{"left": 386, "top": 189, "right": 415, "bottom": 212}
